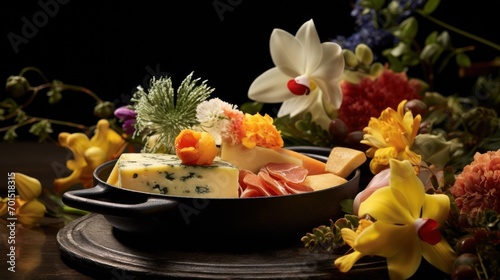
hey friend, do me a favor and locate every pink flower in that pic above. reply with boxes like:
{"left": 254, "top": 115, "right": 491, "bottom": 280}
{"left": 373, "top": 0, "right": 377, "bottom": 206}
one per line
{"left": 220, "top": 108, "right": 245, "bottom": 145}
{"left": 338, "top": 67, "right": 422, "bottom": 132}
{"left": 450, "top": 150, "right": 500, "bottom": 218}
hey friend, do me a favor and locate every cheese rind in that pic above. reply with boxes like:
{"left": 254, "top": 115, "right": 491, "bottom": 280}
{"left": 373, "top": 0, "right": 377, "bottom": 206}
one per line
{"left": 116, "top": 153, "right": 239, "bottom": 198}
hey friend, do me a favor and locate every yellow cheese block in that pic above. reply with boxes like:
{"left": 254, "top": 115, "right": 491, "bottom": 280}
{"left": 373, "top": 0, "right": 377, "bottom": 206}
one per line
{"left": 220, "top": 143, "right": 302, "bottom": 173}
{"left": 106, "top": 161, "right": 119, "bottom": 186}
{"left": 325, "top": 147, "right": 366, "bottom": 178}
{"left": 109, "top": 153, "right": 240, "bottom": 198}
{"left": 303, "top": 173, "right": 348, "bottom": 191}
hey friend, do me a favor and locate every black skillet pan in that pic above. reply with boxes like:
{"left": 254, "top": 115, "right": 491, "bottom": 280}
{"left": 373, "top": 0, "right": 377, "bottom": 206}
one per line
{"left": 62, "top": 146, "right": 361, "bottom": 247}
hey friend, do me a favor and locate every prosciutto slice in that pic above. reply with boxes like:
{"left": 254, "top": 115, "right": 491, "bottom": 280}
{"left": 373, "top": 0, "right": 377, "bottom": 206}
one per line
{"left": 265, "top": 162, "right": 308, "bottom": 184}
{"left": 239, "top": 162, "right": 313, "bottom": 198}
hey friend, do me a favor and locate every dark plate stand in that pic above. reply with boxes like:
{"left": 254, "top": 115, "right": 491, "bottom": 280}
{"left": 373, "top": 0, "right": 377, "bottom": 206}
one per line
{"left": 57, "top": 214, "right": 392, "bottom": 279}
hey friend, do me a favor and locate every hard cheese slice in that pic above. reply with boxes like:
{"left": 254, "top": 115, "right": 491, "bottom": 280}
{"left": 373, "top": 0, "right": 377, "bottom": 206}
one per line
{"left": 302, "top": 173, "right": 348, "bottom": 191}
{"left": 220, "top": 143, "right": 302, "bottom": 174}
{"left": 325, "top": 147, "right": 366, "bottom": 178}
{"left": 116, "top": 153, "right": 239, "bottom": 198}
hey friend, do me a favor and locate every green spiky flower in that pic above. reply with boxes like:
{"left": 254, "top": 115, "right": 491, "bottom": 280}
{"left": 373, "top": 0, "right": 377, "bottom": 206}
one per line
{"left": 131, "top": 72, "right": 214, "bottom": 154}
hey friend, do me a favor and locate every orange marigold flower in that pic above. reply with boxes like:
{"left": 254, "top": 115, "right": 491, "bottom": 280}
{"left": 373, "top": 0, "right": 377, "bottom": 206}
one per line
{"left": 450, "top": 150, "right": 500, "bottom": 218}
{"left": 175, "top": 129, "right": 217, "bottom": 165}
{"left": 240, "top": 113, "right": 284, "bottom": 149}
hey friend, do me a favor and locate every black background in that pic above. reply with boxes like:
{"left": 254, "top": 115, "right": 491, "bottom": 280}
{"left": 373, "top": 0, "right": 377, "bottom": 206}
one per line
{"left": 2, "top": 1, "right": 499, "bottom": 138}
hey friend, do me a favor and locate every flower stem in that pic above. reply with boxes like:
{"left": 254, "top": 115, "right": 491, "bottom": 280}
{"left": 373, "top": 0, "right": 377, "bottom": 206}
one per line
{"left": 62, "top": 84, "right": 103, "bottom": 103}
{"left": 415, "top": 9, "right": 500, "bottom": 52}
{"left": 2, "top": 82, "right": 103, "bottom": 121}
{"left": 19, "top": 66, "right": 50, "bottom": 83}
{"left": 0, "top": 117, "right": 88, "bottom": 132}
{"left": 62, "top": 205, "right": 89, "bottom": 216}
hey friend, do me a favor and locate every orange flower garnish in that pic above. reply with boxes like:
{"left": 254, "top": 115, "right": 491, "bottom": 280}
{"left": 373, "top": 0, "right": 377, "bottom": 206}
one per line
{"left": 240, "top": 113, "right": 283, "bottom": 149}
{"left": 175, "top": 129, "right": 217, "bottom": 165}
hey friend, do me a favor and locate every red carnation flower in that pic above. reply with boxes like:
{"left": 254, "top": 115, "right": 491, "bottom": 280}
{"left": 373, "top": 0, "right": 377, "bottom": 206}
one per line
{"left": 450, "top": 150, "right": 500, "bottom": 218}
{"left": 338, "top": 67, "right": 422, "bottom": 132}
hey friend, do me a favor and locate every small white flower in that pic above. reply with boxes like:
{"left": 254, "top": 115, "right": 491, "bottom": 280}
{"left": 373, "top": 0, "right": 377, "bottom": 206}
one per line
{"left": 196, "top": 98, "right": 237, "bottom": 144}
{"left": 248, "top": 19, "right": 344, "bottom": 129}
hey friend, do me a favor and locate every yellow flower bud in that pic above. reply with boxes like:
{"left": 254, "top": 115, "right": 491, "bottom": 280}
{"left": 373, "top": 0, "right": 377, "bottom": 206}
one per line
{"left": 14, "top": 173, "right": 42, "bottom": 201}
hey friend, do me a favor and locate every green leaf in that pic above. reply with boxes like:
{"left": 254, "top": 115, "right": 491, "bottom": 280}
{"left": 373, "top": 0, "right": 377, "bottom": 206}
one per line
{"left": 372, "top": 0, "right": 386, "bottom": 10}
{"left": 47, "top": 89, "right": 62, "bottom": 104}
{"left": 389, "top": 42, "right": 409, "bottom": 57}
{"left": 397, "top": 17, "right": 418, "bottom": 41}
{"left": 1, "top": 98, "right": 19, "bottom": 114}
{"left": 14, "top": 109, "right": 28, "bottom": 123}
{"left": 240, "top": 101, "right": 263, "bottom": 114}
{"left": 422, "top": 0, "right": 441, "bottom": 15}
{"left": 334, "top": 218, "right": 350, "bottom": 229}
{"left": 340, "top": 199, "right": 355, "bottom": 214}
{"left": 29, "top": 120, "right": 53, "bottom": 142}
{"left": 387, "top": 0, "right": 400, "bottom": 15}
{"left": 360, "top": 0, "right": 384, "bottom": 10}
{"left": 436, "top": 31, "right": 452, "bottom": 49}
{"left": 425, "top": 31, "right": 439, "bottom": 45}
{"left": 430, "top": 47, "right": 444, "bottom": 64}
{"left": 420, "top": 43, "right": 441, "bottom": 61}
{"left": 383, "top": 53, "right": 404, "bottom": 72}
{"left": 456, "top": 53, "right": 471, "bottom": 67}
{"left": 401, "top": 52, "right": 421, "bottom": 66}
{"left": 344, "top": 214, "right": 360, "bottom": 228}
{"left": 3, "top": 127, "right": 18, "bottom": 141}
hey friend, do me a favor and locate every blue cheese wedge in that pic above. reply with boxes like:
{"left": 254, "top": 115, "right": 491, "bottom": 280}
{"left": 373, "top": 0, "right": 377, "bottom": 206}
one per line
{"left": 115, "top": 153, "right": 239, "bottom": 198}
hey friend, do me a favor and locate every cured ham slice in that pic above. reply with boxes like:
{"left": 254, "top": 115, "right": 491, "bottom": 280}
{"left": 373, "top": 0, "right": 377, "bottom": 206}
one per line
{"left": 265, "top": 162, "right": 308, "bottom": 184}
{"left": 258, "top": 171, "right": 288, "bottom": 196}
{"left": 240, "top": 172, "right": 274, "bottom": 197}
{"left": 239, "top": 162, "right": 313, "bottom": 198}
{"left": 283, "top": 181, "right": 314, "bottom": 194}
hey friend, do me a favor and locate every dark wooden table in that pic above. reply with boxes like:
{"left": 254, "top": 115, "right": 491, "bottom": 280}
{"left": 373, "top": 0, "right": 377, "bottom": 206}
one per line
{"left": 0, "top": 142, "right": 448, "bottom": 279}
{"left": 0, "top": 141, "right": 94, "bottom": 279}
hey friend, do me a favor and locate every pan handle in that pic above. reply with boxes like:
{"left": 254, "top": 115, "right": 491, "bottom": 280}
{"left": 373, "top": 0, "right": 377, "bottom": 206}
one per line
{"left": 62, "top": 184, "right": 179, "bottom": 217}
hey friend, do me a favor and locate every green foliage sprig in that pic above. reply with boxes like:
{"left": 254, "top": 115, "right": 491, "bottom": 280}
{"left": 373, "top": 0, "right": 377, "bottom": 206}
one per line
{"left": 131, "top": 72, "right": 214, "bottom": 154}
{"left": 1, "top": 67, "right": 114, "bottom": 142}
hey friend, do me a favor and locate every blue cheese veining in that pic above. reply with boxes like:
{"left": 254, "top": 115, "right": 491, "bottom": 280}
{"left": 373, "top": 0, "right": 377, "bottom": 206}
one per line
{"left": 115, "top": 153, "right": 239, "bottom": 198}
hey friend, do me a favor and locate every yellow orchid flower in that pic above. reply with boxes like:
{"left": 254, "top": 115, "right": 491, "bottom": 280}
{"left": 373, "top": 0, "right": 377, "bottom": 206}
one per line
{"left": 334, "top": 219, "right": 373, "bottom": 272}
{"left": 1, "top": 173, "right": 46, "bottom": 228}
{"left": 15, "top": 197, "right": 46, "bottom": 228}
{"left": 335, "top": 159, "right": 455, "bottom": 280}
{"left": 54, "top": 119, "right": 126, "bottom": 193}
{"left": 361, "top": 100, "right": 422, "bottom": 174}
{"left": 248, "top": 19, "right": 344, "bottom": 130}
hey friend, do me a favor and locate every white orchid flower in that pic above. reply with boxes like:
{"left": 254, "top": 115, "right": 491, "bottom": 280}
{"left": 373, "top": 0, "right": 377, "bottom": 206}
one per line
{"left": 248, "top": 19, "right": 344, "bottom": 129}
